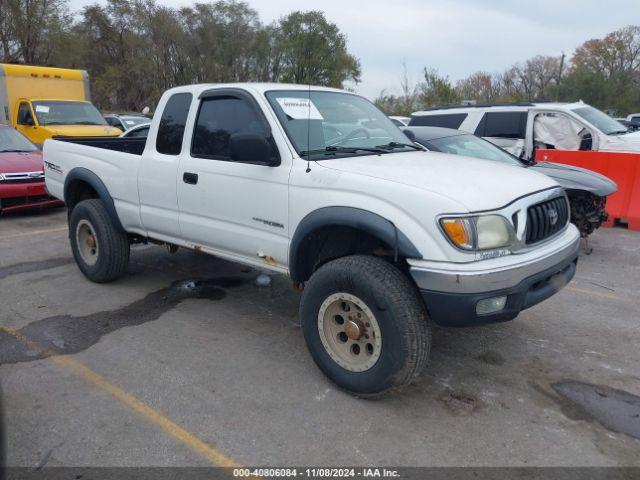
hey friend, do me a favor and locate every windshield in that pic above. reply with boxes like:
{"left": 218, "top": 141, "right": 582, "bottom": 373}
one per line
{"left": 33, "top": 101, "right": 108, "bottom": 126}
{"left": 427, "top": 134, "right": 522, "bottom": 166}
{"left": 265, "top": 90, "right": 415, "bottom": 159}
{"left": 572, "top": 106, "right": 628, "bottom": 135}
{"left": 0, "top": 127, "right": 38, "bottom": 152}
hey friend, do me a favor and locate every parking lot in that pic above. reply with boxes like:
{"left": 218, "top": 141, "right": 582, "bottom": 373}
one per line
{"left": 1, "top": 208, "right": 639, "bottom": 468}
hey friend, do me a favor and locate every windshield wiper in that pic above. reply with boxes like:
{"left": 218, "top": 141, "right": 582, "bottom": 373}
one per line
{"left": 375, "top": 141, "right": 422, "bottom": 151}
{"left": 74, "top": 121, "right": 103, "bottom": 125}
{"left": 608, "top": 130, "right": 629, "bottom": 136}
{"left": 300, "top": 145, "right": 388, "bottom": 156}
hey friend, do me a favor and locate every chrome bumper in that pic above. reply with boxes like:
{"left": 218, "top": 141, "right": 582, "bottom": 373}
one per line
{"left": 409, "top": 225, "right": 581, "bottom": 294}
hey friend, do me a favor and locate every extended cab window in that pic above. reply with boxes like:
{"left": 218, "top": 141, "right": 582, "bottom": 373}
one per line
{"left": 475, "top": 112, "right": 527, "bottom": 139}
{"left": 191, "top": 95, "right": 270, "bottom": 160}
{"left": 17, "top": 102, "right": 34, "bottom": 125}
{"left": 156, "top": 93, "right": 192, "bottom": 155}
{"left": 409, "top": 113, "right": 467, "bottom": 128}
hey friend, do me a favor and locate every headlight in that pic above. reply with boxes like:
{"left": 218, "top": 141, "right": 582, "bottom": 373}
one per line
{"left": 440, "top": 215, "right": 513, "bottom": 251}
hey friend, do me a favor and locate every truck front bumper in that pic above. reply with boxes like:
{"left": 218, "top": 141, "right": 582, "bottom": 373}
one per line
{"left": 408, "top": 226, "right": 580, "bottom": 327}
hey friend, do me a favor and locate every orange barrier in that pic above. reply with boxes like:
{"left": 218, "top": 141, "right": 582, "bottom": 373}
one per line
{"left": 535, "top": 149, "right": 640, "bottom": 231}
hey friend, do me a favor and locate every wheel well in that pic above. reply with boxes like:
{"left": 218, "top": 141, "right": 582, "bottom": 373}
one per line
{"left": 292, "top": 225, "right": 405, "bottom": 282}
{"left": 65, "top": 180, "right": 99, "bottom": 212}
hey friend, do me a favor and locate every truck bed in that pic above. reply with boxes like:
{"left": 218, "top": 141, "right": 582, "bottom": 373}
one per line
{"left": 43, "top": 138, "right": 144, "bottom": 233}
{"left": 54, "top": 136, "right": 146, "bottom": 155}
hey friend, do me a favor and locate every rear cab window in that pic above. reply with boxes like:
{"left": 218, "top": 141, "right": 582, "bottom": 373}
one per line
{"left": 156, "top": 93, "right": 193, "bottom": 155}
{"left": 409, "top": 113, "right": 467, "bottom": 129}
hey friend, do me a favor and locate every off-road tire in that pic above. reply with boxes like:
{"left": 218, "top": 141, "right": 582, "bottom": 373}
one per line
{"left": 69, "top": 199, "right": 130, "bottom": 283}
{"left": 300, "top": 255, "right": 431, "bottom": 397}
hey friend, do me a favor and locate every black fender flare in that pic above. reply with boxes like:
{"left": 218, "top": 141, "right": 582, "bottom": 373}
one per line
{"left": 289, "top": 206, "right": 422, "bottom": 282}
{"left": 64, "top": 167, "right": 125, "bottom": 232}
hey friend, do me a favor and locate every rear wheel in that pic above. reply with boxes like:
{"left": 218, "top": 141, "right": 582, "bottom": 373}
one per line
{"left": 300, "top": 255, "right": 431, "bottom": 397}
{"left": 69, "top": 199, "right": 130, "bottom": 283}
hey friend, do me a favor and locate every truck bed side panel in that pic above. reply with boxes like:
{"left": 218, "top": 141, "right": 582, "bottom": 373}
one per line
{"left": 43, "top": 139, "right": 144, "bottom": 233}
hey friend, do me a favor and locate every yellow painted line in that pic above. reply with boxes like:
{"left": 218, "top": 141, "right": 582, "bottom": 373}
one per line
{"left": 0, "top": 327, "right": 242, "bottom": 468}
{"left": 0, "top": 226, "right": 68, "bottom": 240}
{"left": 566, "top": 286, "right": 620, "bottom": 301}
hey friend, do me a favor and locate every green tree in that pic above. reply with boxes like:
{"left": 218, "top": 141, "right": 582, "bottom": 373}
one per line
{"left": 180, "top": 1, "right": 261, "bottom": 83}
{"left": 418, "top": 68, "right": 459, "bottom": 107}
{"left": 273, "top": 11, "right": 360, "bottom": 87}
{"left": 0, "top": 0, "right": 72, "bottom": 64}
{"left": 560, "top": 26, "right": 640, "bottom": 114}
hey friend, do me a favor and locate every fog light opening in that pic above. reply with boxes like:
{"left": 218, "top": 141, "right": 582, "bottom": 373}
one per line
{"left": 476, "top": 296, "right": 507, "bottom": 315}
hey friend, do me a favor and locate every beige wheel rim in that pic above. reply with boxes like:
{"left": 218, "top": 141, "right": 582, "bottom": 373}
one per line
{"left": 76, "top": 219, "right": 99, "bottom": 266}
{"left": 317, "top": 292, "right": 382, "bottom": 372}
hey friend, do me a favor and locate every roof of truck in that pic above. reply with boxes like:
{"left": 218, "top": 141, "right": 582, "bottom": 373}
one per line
{"left": 163, "top": 82, "right": 349, "bottom": 96}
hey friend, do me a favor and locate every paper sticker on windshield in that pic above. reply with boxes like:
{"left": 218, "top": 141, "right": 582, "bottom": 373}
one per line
{"left": 125, "top": 120, "right": 135, "bottom": 125}
{"left": 35, "top": 105, "right": 50, "bottom": 113}
{"left": 276, "top": 98, "right": 323, "bottom": 120}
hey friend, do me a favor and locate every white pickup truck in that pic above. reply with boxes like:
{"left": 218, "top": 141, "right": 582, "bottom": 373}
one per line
{"left": 44, "top": 83, "right": 580, "bottom": 396}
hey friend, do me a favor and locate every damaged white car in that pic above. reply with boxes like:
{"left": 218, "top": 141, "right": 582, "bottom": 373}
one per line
{"left": 410, "top": 101, "right": 640, "bottom": 160}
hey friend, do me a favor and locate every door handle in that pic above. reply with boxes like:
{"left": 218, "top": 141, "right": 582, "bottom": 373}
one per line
{"left": 183, "top": 172, "right": 198, "bottom": 185}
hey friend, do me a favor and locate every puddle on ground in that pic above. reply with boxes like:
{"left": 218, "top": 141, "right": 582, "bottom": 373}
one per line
{"left": 475, "top": 350, "right": 505, "bottom": 366}
{"left": 0, "top": 257, "right": 74, "bottom": 281}
{"left": 0, "top": 277, "right": 246, "bottom": 365}
{"left": 553, "top": 381, "right": 640, "bottom": 440}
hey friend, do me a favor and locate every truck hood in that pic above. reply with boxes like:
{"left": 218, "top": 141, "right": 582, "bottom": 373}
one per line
{"left": 317, "top": 150, "right": 557, "bottom": 211}
{"left": 600, "top": 130, "right": 640, "bottom": 152}
{"left": 531, "top": 162, "right": 617, "bottom": 197}
{"left": 0, "top": 151, "right": 44, "bottom": 173}
{"left": 42, "top": 125, "right": 122, "bottom": 137}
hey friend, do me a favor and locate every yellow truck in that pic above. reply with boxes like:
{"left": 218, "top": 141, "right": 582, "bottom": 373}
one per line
{"left": 0, "top": 64, "right": 121, "bottom": 147}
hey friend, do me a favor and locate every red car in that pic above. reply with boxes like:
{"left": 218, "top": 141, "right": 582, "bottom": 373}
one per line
{"left": 0, "top": 125, "right": 63, "bottom": 213}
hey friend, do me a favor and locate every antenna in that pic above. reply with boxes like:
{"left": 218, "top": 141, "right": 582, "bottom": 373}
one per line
{"left": 305, "top": 47, "right": 312, "bottom": 173}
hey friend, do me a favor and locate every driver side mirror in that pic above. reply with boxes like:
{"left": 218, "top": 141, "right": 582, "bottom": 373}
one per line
{"left": 229, "top": 133, "right": 280, "bottom": 166}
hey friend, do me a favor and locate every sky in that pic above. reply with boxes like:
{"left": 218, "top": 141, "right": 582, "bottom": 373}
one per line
{"left": 68, "top": 0, "right": 640, "bottom": 99}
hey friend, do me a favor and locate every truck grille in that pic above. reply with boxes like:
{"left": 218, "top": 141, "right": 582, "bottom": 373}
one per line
{"left": 0, "top": 171, "right": 45, "bottom": 183}
{"left": 525, "top": 196, "right": 569, "bottom": 244}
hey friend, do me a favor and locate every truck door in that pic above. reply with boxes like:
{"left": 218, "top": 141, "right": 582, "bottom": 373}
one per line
{"left": 138, "top": 92, "right": 193, "bottom": 240}
{"left": 176, "top": 89, "right": 290, "bottom": 270}
{"left": 525, "top": 109, "right": 597, "bottom": 161}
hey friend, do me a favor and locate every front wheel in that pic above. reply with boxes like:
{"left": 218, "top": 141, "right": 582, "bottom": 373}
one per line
{"left": 300, "top": 255, "right": 431, "bottom": 397}
{"left": 69, "top": 199, "right": 130, "bottom": 283}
